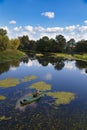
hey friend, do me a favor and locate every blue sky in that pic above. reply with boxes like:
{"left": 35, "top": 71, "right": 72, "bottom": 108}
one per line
{"left": 0, "top": 0, "right": 87, "bottom": 41}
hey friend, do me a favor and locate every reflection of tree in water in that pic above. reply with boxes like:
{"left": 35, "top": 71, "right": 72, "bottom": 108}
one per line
{"left": 75, "top": 60, "right": 87, "bottom": 74}
{"left": 35, "top": 55, "right": 65, "bottom": 70}
{"left": 75, "top": 60, "right": 87, "bottom": 70}
{"left": 0, "top": 61, "right": 20, "bottom": 75}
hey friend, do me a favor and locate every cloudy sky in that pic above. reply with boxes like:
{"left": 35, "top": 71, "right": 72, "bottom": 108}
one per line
{"left": 0, "top": 0, "right": 87, "bottom": 41}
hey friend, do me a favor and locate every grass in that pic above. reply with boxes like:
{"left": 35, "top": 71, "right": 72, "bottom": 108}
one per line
{"left": 74, "top": 54, "right": 87, "bottom": 61}
{"left": 0, "top": 75, "right": 37, "bottom": 88}
{"left": 0, "top": 78, "right": 20, "bottom": 88}
{"left": 30, "top": 81, "right": 51, "bottom": 91}
{"left": 0, "top": 95, "right": 6, "bottom": 100}
{"left": 0, "top": 116, "right": 11, "bottom": 121}
{"left": 22, "top": 75, "right": 37, "bottom": 82}
{"left": 47, "top": 91, "right": 75, "bottom": 106}
{"left": 35, "top": 52, "right": 87, "bottom": 62}
{"left": 0, "top": 49, "right": 26, "bottom": 62}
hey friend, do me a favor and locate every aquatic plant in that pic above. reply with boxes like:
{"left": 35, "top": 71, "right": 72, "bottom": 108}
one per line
{"left": 47, "top": 92, "right": 75, "bottom": 105}
{"left": 0, "top": 116, "right": 11, "bottom": 121}
{"left": 30, "top": 81, "right": 51, "bottom": 91}
{"left": 0, "top": 78, "right": 20, "bottom": 88}
{"left": 0, "top": 95, "right": 6, "bottom": 100}
{"left": 22, "top": 75, "right": 37, "bottom": 82}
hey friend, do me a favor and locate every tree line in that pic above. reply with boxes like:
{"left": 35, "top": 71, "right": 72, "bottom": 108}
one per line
{"left": 0, "top": 28, "right": 87, "bottom": 53}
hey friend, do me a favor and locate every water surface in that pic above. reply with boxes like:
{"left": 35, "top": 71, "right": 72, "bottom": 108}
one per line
{"left": 0, "top": 55, "right": 87, "bottom": 130}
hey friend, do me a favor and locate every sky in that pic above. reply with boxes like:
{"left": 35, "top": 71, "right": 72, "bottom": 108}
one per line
{"left": 0, "top": 0, "right": 87, "bottom": 41}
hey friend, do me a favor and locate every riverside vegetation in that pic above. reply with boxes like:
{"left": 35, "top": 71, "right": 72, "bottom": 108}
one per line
{"left": 0, "top": 28, "right": 87, "bottom": 62}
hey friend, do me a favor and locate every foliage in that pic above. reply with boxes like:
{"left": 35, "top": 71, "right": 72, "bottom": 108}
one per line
{"left": 9, "top": 39, "right": 20, "bottom": 49}
{"left": 0, "top": 49, "right": 26, "bottom": 62}
{"left": 18, "top": 35, "right": 30, "bottom": 50}
{"left": 75, "top": 40, "right": 87, "bottom": 53}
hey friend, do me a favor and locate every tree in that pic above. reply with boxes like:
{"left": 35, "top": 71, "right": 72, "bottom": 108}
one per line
{"left": 18, "top": 35, "right": 30, "bottom": 50}
{"left": 55, "top": 35, "right": 66, "bottom": 52}
{"left": 67, "top": 38, "right": 75, "bottom": 53}
{"left": 75, "top": 40, "right": 87, "bottom": 53}
{"left": 36, "top": 36, "right": 50, "bottom": 52}
{"left": 0, "top": 28, "right": 7, "bottom": 36}
{"left": 9, "top": 39, "right": 20, "bottom": 49}
{"left": 0, "top": 35, "right": 9, "bottom": 51}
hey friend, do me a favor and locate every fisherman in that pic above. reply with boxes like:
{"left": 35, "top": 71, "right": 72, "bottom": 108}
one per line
{"left": 33, "top": 89, "right": 40, "bottom": 97}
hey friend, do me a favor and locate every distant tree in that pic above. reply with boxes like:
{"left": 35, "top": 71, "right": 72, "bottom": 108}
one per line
{"left": 67, "top": 38, "right": 76, "bottom": 53}
{"left": 0, "top": 28, "right": 7, "bottom": 36}
{"left": 0, "top": 35, "right": 9, "bottom": 51}
{"left": 29, "top": 40, "right": 36, "bottom": 51}
{"left": 75, "top": 40, "right": 87, "bottom": 53}
{"left": 9, "top": 39, "right": 20, "bottom": 49}
{"left": 55, "top": 35, "right": 66, "bottom": 52}
{"left": 18, "top": 35, "right": 30, "bottom": 50}
{"left": 36, "top": 36, "right": 50, "bottom": 52}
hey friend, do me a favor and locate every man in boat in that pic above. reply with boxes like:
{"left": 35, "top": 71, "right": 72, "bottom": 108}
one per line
{"left": 33, "top": 89, "right": 40, "bottom": 97}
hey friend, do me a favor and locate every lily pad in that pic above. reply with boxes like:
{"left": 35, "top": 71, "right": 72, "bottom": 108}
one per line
{"left": 22, "top": 75, "right": 37, "bottom": 82}
{"left": 0, "top": 78, "right": 20, "bottom": 88}
{"left": 0, "top": 116, "right": 11, "bottom": 121}
{"left": 47, "top": 92, "right": 75, "bottom": 106}
{"left": 30, "top": 81, "right": 51, "bottom": 91}
{"left": 0, "top": 95, "right": 6, "bottom": 100}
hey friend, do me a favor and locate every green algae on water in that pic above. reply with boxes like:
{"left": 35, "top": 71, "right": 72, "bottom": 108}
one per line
{"left": 0, "top": 116, "right": 11, "bottom": 121}
{"left": 0, "top": 95, "right": 6, "bottom": 100}
{"left": 22, "top": 75, "right": 37, "bottom": 82}
{"left": 47, "top": 92, "right": 75, "bottom": 106}
{"left": 0, "top": 78, "right": 20, "bottom": 88}
{"left": 30, "top": 81, "right": 51, "bottom": 91}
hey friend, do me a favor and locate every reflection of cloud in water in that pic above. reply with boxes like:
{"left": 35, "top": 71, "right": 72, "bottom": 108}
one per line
{"left": 81, "top": 69, "right": 87, "bottom": 75}
{"left": 44, "top": 73, "right": 52, "bottom": 80}
{"left": 24, "top": 60, "right": 41, "bottom": 67}
{"left": 64, "top": 61, "right": 76, "bottom": 70}
{"left": 15, "top": 93, "right": 37, "bottom": 111}
{"left": 10, "top": 67, "right": 17, "bottom": 71}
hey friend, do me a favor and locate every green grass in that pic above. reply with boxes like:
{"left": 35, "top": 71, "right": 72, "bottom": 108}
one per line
{"left": 35, "top": 52, "right": 87, "bottom": 62}
{"left": 21, "top": 75, "right": 37, "bottom": 82}
{"left": 74, "top": 54, "right": 87, "bottom": 61}
{"left": 0, "top": 95, "right": 6, "bottom": 100}
{"left": 30, "top": 81, "right": 51, "bottom": 91}
{"left": 47, "top": 92, "right": 75, "bottom": 106}
{"left": 0, "top": 49, "right": 26, "bottom": 62}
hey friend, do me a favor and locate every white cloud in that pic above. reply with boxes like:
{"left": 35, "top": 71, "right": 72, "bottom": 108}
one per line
{"left": 84, "top": 20, "right": 87, "bottom": 25}
{"left": 65, "top": 25, "right": 76, "bottom": 32}
{"left": 46, "top": 27, "right": 64, "bottom": 33}
{"left": 9, "top": 20, "right": 16, "bottom": 24}
{"left": 41, "top": 12, "right": 55, "bottom": 18}
{"left": 4, "top": 20, "right": 87, "bottom": 41}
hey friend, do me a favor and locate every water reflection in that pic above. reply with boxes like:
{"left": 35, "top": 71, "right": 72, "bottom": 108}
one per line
{"left": 0, "top": 61, "right": 20, "bottom": 75}
{"left": 0, "top": 54, "right": 87, "bottom": 75}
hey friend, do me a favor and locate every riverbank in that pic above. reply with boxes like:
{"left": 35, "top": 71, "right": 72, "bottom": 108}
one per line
{"left": 0, "top": 49, "right": 26, "bottom": 62}
{"left": 35, "top": 52, "right": 87, "bottom": 62}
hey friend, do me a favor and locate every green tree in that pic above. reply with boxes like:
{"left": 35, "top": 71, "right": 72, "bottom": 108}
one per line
{"left": 67, "top": 38, "right": 75, "bottom": 53}
{"left": 75, "top": 40, "right": 87, "bottom": 53}
{"left": 9, "top": 39, "right": 20, "bottom": 49}
{"left": 55, "top": 35, "right": 66, "bottom": 52}
{"left": 0, "top": 35, "right": 9, "bottom": 51}
{"left": 0, "top": 28, "right": 7, "bottom": 36}
{"left": 18, "top": 35, "right": 30, "bottom": 50}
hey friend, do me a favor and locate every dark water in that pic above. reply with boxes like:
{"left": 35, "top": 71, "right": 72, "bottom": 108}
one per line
{"left": 0, "top": 55, "right": 87, "bottom": 130}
